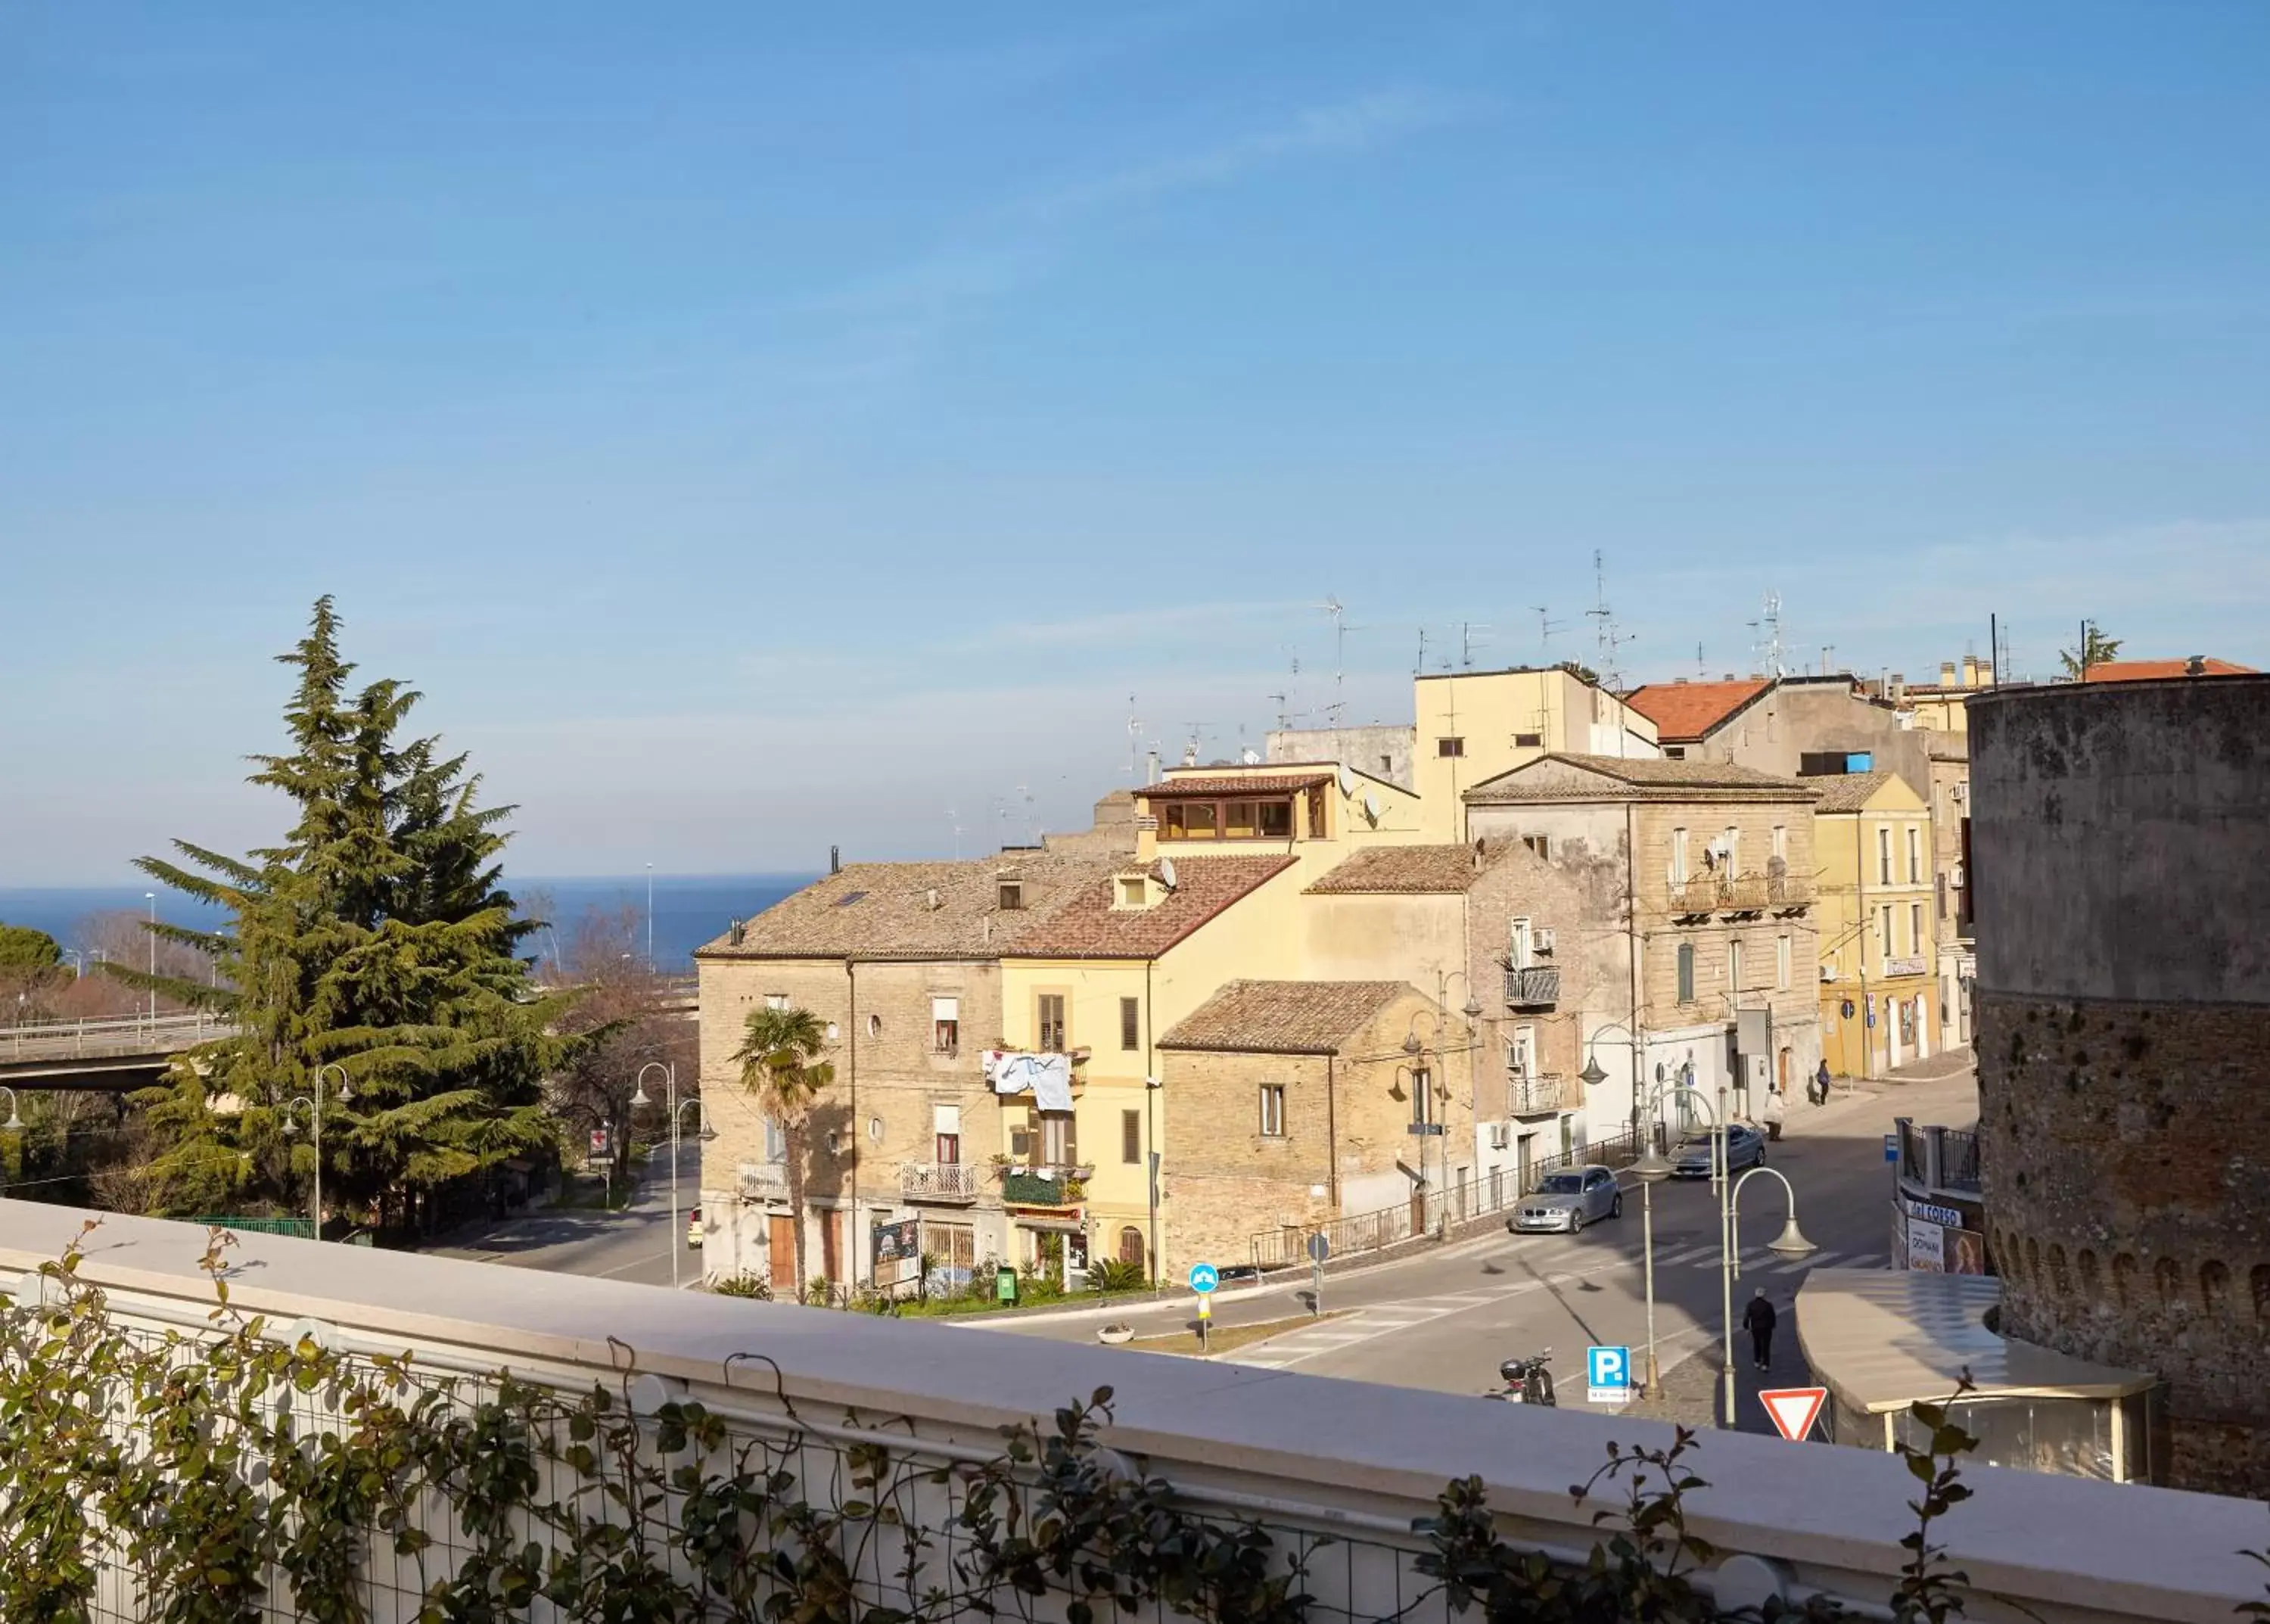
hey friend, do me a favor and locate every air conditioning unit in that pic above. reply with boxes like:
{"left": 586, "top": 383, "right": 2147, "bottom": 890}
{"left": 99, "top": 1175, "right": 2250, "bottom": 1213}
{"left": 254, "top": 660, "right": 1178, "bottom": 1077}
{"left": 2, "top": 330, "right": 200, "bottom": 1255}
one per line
{"left": 1488, "top": 1124, "right": 1510, "bottom": 1150}
{"left": 1819, "top": 963, "right": 1837, "bottom": 983}
{"left": 1532, "top": 928, "right": 1556, "bottom": 957}
{"left": 1951, "top": 863, "right": 1965, "bottom": 888}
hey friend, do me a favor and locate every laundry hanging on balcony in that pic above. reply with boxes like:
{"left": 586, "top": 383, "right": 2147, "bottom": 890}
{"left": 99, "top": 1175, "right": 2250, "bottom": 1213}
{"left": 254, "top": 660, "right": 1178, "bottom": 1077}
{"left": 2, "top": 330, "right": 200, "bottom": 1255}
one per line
{"left": 983, "top": 1050, "right": 1074, "bottom": 1112}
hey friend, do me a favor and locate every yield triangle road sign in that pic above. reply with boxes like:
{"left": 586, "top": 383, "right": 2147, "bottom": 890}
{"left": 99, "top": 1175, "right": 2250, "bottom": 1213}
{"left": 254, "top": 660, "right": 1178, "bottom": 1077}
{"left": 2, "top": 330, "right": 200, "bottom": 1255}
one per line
{"left": 1759, "top": 1386, "right": 1827, "bottom": 1442}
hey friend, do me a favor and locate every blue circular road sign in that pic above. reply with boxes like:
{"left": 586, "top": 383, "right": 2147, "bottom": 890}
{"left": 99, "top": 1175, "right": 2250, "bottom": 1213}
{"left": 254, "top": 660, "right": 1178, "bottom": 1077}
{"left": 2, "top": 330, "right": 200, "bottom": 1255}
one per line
{"left": 1188, "top": 1262, "right": 1220, "bottom": 1294}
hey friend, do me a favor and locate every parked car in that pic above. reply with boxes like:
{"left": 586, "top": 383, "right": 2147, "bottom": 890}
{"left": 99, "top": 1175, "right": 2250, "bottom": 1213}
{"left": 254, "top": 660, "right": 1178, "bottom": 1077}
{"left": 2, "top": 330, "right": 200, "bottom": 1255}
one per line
{"left": 1508, "top": 1165, "right": 1622, "bottom": 1234}
{"left": 686, "top": 1207, "right": 704, "bottom": 1249}
{"left": 1671, "top": 1125, "right": 1767, "bottom": 1178}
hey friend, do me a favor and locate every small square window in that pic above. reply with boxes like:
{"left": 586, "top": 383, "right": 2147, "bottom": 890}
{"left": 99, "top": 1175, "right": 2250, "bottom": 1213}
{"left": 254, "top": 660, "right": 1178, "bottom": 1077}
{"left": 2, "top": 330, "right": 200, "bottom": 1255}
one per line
{"left": 1119, "top": 878, "right": 1146, "bottom": 906}
{"left": 1514, "top": 733, "right": 1542, "bottom": 748}
{"left": 765, "top": 994, "right": 789, "bottom": 1011}
{"left": 1437, "top": 737, "right": 1466, "bottom": 758}
{"left": 998, "top": 881, "right": 1024, "bottom": 910}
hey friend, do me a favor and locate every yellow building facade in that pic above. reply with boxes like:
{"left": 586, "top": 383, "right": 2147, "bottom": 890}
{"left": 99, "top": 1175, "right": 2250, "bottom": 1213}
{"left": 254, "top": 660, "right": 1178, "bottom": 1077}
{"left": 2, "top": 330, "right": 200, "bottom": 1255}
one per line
{"left": 1813, "top": 771, "right": 1939, "bottom": 1078}
{"left": 1411, "top": 667, "right": 1661, "bottom": 839}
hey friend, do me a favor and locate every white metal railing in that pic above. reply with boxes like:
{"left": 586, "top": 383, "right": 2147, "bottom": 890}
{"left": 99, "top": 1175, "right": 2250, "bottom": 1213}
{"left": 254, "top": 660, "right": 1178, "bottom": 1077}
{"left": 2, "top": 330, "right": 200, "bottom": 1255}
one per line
{"left": 1, "top": 1010, "right": 225, "bottom": 1061}
{"left": 0, "top": 1201, "right": 2259, "bottom": 1623}
{"left": 900, "top": 1161, "right": 981, "bottom": 1201}
{"left": 737, "top": 1160, "right": 791, "bottom": 1202}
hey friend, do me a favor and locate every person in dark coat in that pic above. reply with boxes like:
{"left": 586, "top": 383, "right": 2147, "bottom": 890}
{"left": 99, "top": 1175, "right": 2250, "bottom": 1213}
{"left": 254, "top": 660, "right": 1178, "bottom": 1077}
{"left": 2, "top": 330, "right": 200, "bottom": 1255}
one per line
{"left": 1743, "top": 1286, "right": 1777, "bottom": 1370}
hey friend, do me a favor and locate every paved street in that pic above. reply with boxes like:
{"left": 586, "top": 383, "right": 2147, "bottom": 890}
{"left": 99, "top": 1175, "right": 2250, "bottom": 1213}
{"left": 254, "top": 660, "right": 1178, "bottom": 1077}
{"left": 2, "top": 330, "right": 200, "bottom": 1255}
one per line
{"left": 987, "top": 1057, "right": 1977, "bottom": 1438}
{"left": 430, "top": 1148, "right": 705, "bottom": 1289}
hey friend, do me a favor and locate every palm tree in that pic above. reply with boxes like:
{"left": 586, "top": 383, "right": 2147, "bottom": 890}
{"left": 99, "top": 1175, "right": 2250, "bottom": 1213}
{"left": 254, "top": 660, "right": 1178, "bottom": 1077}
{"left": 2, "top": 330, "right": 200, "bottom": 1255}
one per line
{"left": 731, "top": 1006, "right": 835, "bottom": 1298}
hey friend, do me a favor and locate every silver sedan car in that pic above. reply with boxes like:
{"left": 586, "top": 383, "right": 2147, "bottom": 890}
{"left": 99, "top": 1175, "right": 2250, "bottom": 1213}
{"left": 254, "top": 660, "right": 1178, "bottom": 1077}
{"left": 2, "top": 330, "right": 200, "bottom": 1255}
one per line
{"left": 1508, "top": 1165, "right": 1623, "bottom": 1234}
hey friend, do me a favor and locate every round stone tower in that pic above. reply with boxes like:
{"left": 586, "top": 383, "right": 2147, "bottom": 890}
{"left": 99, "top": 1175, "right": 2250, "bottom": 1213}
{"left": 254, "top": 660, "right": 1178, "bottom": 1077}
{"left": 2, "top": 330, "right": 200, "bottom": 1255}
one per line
{"left": 1971, "top": 674, "right": 2270, "bottom": 1495}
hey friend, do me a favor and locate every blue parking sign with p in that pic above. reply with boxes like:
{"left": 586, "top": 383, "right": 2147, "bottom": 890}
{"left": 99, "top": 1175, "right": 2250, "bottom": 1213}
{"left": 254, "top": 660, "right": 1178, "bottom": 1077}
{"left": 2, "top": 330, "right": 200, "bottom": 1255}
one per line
{"left": 1587, "top": 1346, "right": 1632, "bottom": 1405}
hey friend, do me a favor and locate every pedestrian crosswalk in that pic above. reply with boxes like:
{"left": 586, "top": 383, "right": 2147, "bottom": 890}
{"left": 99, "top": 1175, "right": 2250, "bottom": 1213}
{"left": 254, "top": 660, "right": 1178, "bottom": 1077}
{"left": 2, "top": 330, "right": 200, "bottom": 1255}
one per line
{"left": 1221, "top": 1243, "right": 1887, "bottom": 1371}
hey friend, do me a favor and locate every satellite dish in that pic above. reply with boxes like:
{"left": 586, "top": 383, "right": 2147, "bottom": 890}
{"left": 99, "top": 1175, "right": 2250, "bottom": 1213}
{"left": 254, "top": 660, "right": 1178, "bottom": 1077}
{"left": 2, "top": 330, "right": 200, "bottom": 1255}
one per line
{"left": 1337, "top": 766, "right": 1356, "bottom": 798}
{"left": 1158, "top": 855, "right": 1178, "bottom": 891}
{"left": 1362, "top": 792, "right": 1381, "bottom": 823}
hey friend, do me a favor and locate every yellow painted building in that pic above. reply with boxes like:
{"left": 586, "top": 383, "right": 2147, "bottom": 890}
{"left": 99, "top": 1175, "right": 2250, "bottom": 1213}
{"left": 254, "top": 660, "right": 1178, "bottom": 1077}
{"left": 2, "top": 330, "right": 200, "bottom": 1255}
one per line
{"left": 995, "top": 761, "right": 1461, "bottom": 1277}
{"left": 1812, "top": 771, "right": 1938, "bottom": 1078}
{"left": 1412, "top": 668, "right": 1661, "bottom": 840}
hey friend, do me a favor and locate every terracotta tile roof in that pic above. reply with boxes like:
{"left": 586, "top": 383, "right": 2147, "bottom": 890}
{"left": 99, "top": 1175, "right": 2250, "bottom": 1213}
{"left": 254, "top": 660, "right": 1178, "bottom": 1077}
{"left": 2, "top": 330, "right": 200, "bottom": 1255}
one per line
{"left": 694, "top": 853, "right": 1118, "bottom": 962}
{"left": 1465, "top": 753, "right": 1817, "bottom": 804}
{"left": 1622, "top": 680, "right": 1771, "bottom": 742}
{"left": 1137, "top": 773, "right": 1335, "bottom": 799}
{"left": 1808, "top": 770, "right": 1895, "bottom": 814}
{"left": 1008, "top": 854, "right": 1295, "bottom": 960}
{"left": 1304, "top": 844, "right": 1497, "bottom": 894}
{"left": 1158, "top": 979, "right": 1415, "bottom": 1054}
{"left": 2080, "top": 658, "right": 2257, "bottom": 683}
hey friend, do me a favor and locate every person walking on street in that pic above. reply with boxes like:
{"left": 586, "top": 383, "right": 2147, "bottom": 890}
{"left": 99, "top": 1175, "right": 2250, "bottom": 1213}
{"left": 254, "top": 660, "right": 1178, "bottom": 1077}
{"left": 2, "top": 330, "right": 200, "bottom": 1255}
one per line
{"left": 1810, "top": 1058, "right": 1832, "bottom": 1106}
{"left": 1762, "top": 1086, "right": 1785, "bottom": 1141}
{"left": 1744, "top": 1287, "right": 1778, "bottom": 1371}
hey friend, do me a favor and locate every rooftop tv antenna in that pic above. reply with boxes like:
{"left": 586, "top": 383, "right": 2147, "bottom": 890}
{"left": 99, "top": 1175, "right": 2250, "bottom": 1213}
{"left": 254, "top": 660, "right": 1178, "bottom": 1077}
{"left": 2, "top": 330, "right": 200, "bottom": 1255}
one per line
{"left": 1749, "top": 592, "right": 1788, "bottom": 678}
{"left": 1126, "top": 695, "right": 1142, "bottom": 781}
{"left": 1266, "top": 689, "right": 1290, "bottom": 730}
{"left": 1180, "top": 721, "right": 1213, "bottom": 767}
{"left": 945, "top": 807, "right": 963, "bottom": 860}
{"left": 1460, "top": 621, "right": 1492, "bottom": 670}
{"left": 1317, "top": 596, "right": 1365, "bottom": 731}
{"left": 1534, "top": 605, "right": 1567, "bottom": 664}
{"left": 1584, "top": 551, "right": 1633, "bottom": 689}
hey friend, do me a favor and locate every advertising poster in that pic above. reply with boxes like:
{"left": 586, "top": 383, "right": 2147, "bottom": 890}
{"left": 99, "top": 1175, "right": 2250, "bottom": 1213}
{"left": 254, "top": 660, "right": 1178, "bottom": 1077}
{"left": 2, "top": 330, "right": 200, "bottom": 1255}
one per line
{"left": 1906, "top": 1216, "right": 1947, "bottom": 1273}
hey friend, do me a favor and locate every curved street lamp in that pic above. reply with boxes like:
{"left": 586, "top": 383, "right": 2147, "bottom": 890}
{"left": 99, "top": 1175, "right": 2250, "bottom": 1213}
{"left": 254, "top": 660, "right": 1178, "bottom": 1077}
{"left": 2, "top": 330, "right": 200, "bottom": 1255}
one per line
{"left": 1721, "top": 1163, "right": 1816, "bottom": 1426}
{"left": 633, "top": 1060, "right": 711, "bottom": 1289}
{"left": 281, "top": 1063, "right": 351, "bottom": 1241}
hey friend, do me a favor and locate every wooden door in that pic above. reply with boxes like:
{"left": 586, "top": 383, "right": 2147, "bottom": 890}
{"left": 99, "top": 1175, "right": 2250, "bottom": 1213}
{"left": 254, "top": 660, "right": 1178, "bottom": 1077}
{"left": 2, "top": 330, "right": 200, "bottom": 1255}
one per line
{"left": 767, "top": 1215, "right": 797, "bottom": 1290}
{"left": 821, "top": 1209, "right": 844, "bottom": 1283}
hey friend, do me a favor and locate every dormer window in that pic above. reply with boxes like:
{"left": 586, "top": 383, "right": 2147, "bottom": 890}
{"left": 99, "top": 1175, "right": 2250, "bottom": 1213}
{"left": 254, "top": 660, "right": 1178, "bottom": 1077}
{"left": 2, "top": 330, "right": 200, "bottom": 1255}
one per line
{"left": 1120, "top": 878, "right": 1146, "bottom": 907}
{"left": 998, "top": 880, "right": 1024, "bottom": 910}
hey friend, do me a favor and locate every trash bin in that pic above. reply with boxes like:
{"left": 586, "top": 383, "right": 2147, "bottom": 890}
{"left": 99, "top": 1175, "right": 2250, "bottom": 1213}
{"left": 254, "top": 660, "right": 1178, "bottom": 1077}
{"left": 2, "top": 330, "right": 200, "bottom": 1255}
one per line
{"left": 995, "top": 1265, "right": 1019, "bottom": 1305}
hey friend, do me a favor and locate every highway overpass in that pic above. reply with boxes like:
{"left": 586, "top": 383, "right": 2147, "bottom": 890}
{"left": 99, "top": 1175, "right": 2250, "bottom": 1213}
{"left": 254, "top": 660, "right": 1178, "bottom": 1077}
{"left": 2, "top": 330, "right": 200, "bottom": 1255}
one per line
{"left": 0, "top": 1012, "right": 227, "bottom": 1088}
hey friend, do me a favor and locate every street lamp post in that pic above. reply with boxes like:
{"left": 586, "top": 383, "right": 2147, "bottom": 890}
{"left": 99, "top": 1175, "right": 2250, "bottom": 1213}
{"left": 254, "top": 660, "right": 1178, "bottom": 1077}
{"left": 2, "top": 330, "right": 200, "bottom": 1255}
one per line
{"left": 1616, "top": 1081, "right": 1721, "bottom": 1393}
{"left": 0, "top": 1086, "right": 22, "bottom": 1201}
{"left": 1721, "top": 1164, "right": 1816, "bottom": 1427}
{"left": 632, "top": 1061, "right": 711, "bottom": 1289}
{"left": 281, "top": 1063, "right": 351, "bottom": 1240}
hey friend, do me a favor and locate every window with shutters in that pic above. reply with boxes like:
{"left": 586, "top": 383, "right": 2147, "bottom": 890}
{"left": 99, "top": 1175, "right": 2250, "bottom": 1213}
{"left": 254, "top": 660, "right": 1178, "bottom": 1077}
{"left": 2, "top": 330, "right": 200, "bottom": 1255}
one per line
{"left": 1437, "top": 736, "right": 1466, "bottom": 758}
{"left": 1911, "top": 902, "right": 1924, "bottom": 957}
{"left": 1121, "top": 1109, "right": 1142, "bottom": 1165}
{"left": 1258, "top": 1084, "right": 1286, "bottom": 1137}
{"left": 1037, "top": 994, "right": 1067, "bottom": 1053}
{"left": 1908, "top": 826, "right": 1922, "bottom": 884}
{"left": 1777, "top": 935, "right": 1792, "bottom": 990}
{"left": 931, "top": 996, "right": 959, "bottom": 1055}
{"left": 1729, "top": 938, "right": 1745, "bottom": 989}
{"left": 1040, "top": 1112, "right": 1076, "bottom": 1167}
{"left": 1676, "top": 944, "right": 1696, "bottom": 1005}
{"left": 1671, "top": 829, "right": 1690, "bottom": 885}
{"left": 1877, "top": 826, "right": 1892, "bottom": 885}
{"left": 1119, "top": 996, "right": 1140, "bottom": 1051}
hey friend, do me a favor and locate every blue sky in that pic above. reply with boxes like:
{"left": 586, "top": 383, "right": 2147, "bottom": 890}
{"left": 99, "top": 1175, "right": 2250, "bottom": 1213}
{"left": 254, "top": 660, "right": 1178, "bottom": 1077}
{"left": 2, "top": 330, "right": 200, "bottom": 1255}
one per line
{"left": 5, "top": 2, "right": 2267, "bottom": 883}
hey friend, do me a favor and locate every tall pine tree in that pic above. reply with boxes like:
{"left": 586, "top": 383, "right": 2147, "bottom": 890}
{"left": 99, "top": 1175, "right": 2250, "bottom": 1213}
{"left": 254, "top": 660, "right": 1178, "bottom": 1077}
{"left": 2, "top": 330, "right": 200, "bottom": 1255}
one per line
{"left": 129, "top": 599, "right": 577, "bottom": 1232}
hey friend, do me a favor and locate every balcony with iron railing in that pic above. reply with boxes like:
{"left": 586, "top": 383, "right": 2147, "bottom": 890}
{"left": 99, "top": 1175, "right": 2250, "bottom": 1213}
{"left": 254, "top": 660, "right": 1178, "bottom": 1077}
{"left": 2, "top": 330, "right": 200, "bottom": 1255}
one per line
{"left": 1507, "top": 1070, "right": 1575, "bottom": 1117}
{"left": 1000, "top": 1164, "right": 1092, "bottom": 1207}
{"left": 1502, "top": 964, "right": 1560, "bottom": 1007}
{"left": 900, "top": 1161, "right": 981, "bottom": 1204}
{"left": 1670, "top": 870, "right": 1815, "bottom": 916}
{"left": 737, "top": 1159, "right": 791, "bottom": 1203}
{"left": 0, "top": 1199, "right": 2259, "bottom": 1622}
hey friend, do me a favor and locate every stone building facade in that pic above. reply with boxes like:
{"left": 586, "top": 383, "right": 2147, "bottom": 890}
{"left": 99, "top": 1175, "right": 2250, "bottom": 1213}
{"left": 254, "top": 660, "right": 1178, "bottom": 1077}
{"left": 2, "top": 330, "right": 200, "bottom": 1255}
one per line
{"left": 1970, "top": 673, "right": 2270, "bottom": 1496}
{"left": 692, "top": 851, "right": 1118, "bottom": 1293}
{"left": 1463, "top": 754, "right": 1824, "bottom": 1132}
{"left": 1155, "top": 981, "right": 1448, "bottom": 1269}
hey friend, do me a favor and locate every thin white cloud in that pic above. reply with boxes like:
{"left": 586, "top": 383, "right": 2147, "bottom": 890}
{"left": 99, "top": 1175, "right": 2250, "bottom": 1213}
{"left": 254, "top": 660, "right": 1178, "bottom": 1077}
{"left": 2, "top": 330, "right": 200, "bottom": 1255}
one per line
{"left": 1037, "top": 87, "right": 1497, "bottom": 215}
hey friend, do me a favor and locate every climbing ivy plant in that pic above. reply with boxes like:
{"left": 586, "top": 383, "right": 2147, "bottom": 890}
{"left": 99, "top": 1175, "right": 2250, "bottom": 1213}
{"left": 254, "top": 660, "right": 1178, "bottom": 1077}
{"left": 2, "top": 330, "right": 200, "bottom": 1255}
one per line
{"left": 0, "top": 1221, "right": 2091, "bottom": 1624}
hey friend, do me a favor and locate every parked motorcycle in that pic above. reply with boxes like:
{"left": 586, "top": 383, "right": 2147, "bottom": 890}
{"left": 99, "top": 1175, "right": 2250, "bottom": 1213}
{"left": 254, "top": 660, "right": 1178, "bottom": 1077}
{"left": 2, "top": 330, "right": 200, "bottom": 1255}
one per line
{"left": 1487, "top": 1348, "right": 1557, "bottom": 1406}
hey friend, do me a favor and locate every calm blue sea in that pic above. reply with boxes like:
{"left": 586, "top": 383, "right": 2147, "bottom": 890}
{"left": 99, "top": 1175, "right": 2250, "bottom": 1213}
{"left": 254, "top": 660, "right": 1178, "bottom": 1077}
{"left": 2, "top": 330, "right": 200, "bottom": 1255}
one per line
{"left": 0, "top": 873, "right": 810, "bottom": 972}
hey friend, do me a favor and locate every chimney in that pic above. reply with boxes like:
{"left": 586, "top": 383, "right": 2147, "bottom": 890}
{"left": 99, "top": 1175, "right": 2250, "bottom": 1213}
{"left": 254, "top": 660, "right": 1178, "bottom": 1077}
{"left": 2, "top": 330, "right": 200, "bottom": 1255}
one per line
{"left": 1146, "top": 749, "right": 1161, "bottom": 784}
{"left": 1940, "top": 661, "right": 1957, "bottom": 686}
{"left": 830, "top": 845, "right": 841, "bottom": 875}
{"left": 1890, "top": 672, "right": 1906, "bottom": 700}
{"left": 926, "top": 888, "right": 940, "bottom": 910}
{"left": 1961, "top": 654, "right": 1979, "bottom": 689}
{"left": 2186, "top": 655, "right": 2207, "bottom": 677}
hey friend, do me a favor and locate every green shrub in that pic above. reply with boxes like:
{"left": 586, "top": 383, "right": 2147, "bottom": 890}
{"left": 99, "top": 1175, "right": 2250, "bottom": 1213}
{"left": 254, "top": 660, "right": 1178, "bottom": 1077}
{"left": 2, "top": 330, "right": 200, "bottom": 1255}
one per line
{"left": 711, "top": 1273, "right": 771, "bottom": 1299}
{"left": 1086, "top": 1258, "right": 1148, "bottom": 1293}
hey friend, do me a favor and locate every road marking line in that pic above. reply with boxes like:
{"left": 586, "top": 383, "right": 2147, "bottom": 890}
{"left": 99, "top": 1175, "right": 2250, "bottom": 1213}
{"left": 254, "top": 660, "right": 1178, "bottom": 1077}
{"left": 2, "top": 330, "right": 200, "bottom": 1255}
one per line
{"left": 1768, "top": 1250, "right": 1841, "bottom": 1273}
{"left": 1655, "top": 1246, "right": 1719, "bottom": 1267}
